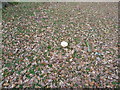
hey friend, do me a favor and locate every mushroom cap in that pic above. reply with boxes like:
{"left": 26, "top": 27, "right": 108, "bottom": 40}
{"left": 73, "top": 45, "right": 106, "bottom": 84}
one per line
{"left": 61, "top": 41, "right": 68, "bottom": 47}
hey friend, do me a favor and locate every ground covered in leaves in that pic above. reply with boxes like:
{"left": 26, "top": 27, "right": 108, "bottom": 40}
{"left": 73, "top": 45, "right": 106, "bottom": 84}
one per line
{"left": 2, "top": 2, "right": 119, "bottom": 88}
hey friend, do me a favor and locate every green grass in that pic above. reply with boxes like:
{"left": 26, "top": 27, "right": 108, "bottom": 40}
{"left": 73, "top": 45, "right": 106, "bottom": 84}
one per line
{"left": 72, "top": 51, "right": 81, "bottom": 59}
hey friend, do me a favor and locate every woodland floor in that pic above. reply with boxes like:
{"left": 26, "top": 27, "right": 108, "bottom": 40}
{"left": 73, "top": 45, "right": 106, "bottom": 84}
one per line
{"left": 2, "top": 2, "right": 119, "bottom": 88}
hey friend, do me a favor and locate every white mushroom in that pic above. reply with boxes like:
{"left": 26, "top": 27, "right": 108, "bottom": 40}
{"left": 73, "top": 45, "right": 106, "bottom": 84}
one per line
{"left": 61, "top": 41, "right": 68, "bottom": 47}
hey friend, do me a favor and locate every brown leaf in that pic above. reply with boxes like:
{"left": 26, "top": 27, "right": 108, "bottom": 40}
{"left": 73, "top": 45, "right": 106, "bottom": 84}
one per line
{"left": 3, "top": 82, "right": 9, "bottom": 86}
